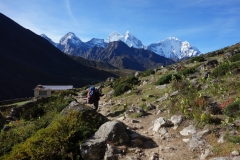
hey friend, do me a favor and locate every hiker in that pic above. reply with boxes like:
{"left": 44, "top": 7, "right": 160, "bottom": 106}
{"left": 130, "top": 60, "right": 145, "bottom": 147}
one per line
{"left": 87, "top": 85, "right": 104, "bottom": 110}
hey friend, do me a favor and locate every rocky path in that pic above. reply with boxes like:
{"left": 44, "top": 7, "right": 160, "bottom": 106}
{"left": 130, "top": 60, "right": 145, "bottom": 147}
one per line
{"left": 76, "top": 93, "right": 239, "bottom": 160}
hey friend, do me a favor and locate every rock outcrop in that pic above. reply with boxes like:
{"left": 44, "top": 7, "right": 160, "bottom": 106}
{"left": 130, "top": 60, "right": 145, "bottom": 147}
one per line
{"left": 80, "top": 120, "right": 129, "bottom": 160}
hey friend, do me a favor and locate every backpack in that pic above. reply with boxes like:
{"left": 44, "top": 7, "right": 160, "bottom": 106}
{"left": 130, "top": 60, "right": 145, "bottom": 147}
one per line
{"left": 87, "top": 86, "right": 96, "bottom": 104}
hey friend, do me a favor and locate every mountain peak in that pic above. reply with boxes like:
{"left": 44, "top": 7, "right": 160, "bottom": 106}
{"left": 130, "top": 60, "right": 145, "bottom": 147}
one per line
{"left": 105, "top": 31, "right": 144, "bottom": 49}
{"left": 59, "top": 32, "right": 82, "bottom": 45}
{"left": 86, "top": 38, "right": 107, "bottom": 48}
{"left": 104, "top": 31, "right": 123, "bottom": 43}
{"left": 147, "top": 37, "right": 201, "bottom": 61}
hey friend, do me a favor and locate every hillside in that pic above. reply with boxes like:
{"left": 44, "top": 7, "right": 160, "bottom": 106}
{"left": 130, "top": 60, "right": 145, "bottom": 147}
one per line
{"left": 69, "top": 55, "right": 137, "bottom": 77}
{"left": 1, "top": 42, "right": 240, "bottom": 159}
{"left": 0, "top": 13, "right": 118, "bottom": 101}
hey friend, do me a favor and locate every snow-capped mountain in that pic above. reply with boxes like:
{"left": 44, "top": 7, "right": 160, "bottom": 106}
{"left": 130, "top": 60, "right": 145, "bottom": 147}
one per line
{"left": 57, "top": 32, "right": 90, "bottom": 56}
{"left": 105, "top": 31, "right": 144, "bottom": 48}
{"left": 40, "top": 34, "right": 58, "bottom": 47}
{"left": 41, "top": 31, "right": 201, "bottom": 61}
{"left": 86, "top": 38, "right": 107, "bottom": 48}
{"left": 59, "top": 32, "right": 82, "bottom": 46}
{"left": 146, "top": 37, "right": 201, "bottom": 61}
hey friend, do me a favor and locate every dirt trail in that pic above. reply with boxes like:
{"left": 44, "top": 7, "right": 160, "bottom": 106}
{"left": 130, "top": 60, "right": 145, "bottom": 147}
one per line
{"left": 77, "top": 94, "right": 201, "bottom": 160}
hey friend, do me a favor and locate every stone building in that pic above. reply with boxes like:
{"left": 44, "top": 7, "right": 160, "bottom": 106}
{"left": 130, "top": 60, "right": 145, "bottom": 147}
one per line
{"left": 34, "top": 85, "right": 73, "bottom": 98}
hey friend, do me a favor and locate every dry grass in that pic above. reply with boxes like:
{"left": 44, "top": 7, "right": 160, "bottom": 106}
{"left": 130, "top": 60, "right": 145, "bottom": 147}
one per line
{"left": 206, "top": 133, "right": 240, "bottom": 158}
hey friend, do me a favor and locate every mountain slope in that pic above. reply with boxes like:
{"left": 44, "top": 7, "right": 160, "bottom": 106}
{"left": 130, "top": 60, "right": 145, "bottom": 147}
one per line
{"left": 68, "top": 55, "right": 118, "bottom": 70}
{"left": 40, "top": 34, "right": 58, "bottom": 47}
{"left": 83, "top": 41, "right": 175, "bottom": 71}
{"left": 0, "top": 13, "right": 117, "bottom": 101}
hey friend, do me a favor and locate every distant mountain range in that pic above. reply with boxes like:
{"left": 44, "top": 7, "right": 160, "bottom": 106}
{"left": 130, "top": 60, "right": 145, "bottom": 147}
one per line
{"left": 41, "top": 32, "right": 175, "bottom": 71}
{"left": 41, "top": 31, "right": 201, "bottom": 61}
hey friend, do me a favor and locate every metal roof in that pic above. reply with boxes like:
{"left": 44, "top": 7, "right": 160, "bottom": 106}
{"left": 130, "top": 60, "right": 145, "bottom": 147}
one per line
{"left": 34, "top": 85, "right": 73, "bottom": 90}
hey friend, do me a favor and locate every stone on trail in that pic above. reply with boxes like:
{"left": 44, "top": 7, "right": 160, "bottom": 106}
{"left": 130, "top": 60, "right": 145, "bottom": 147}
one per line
{"left": 180, "top": 125, "right": 196, "bottom": 136}
{"left": 170, "top": 115, "right": 183, "bottom": 126}
{"left": 152, "top": 117, "right": 173, "bottom": 132}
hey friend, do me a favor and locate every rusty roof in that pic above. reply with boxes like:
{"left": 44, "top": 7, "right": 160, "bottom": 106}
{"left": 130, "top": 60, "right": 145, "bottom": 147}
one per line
{"left": 34, "top": 85, "right": 73, "bottom": 90}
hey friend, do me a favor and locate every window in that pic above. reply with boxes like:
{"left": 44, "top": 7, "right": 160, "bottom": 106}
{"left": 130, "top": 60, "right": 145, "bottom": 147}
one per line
{"left": 39, "top": 91, "right": 47, "bottom": 95}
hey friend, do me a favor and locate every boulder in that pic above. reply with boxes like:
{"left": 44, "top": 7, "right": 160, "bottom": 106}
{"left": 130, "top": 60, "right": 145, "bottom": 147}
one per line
{"left": 170, "top": 90, "right": 179, "bottom": 97}
{"left": 204, "top": 60, "right": 219, "bottom": 69}
{"left": 61, "top": 101, "right": 90, "bottom": 116}
{"left": 152, "top": 117, "right": 173, "bottom": 132}
{"left": 80, "top": 121, "right": 129, "bottom": 160}
{"left": 196, "top": 129, "right": 210, "bottom": 140}
{"left": 80, "top": 138, "right": 106, "bottom": 160}
{"left": 180, "top": 125, "right": 196, "bottom": 136}
{"left": 104, "top": 144, "right": 121, "bottom": 160}
{"left": 170, "top": 115, "right": 183, "bottom": 126}
{"left": 94, "top": 121, "right": 129, "bottom": 143}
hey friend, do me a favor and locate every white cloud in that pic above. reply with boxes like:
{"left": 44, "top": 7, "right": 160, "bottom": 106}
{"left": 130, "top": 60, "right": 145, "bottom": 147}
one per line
{"left": 64, "top": 0, "right": 80, "bottom": 27}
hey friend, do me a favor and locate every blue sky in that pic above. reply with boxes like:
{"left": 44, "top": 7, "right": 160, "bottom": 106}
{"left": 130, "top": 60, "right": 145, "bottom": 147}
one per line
{"left": 0, "top": 0, "right": 240, "bottom": 53}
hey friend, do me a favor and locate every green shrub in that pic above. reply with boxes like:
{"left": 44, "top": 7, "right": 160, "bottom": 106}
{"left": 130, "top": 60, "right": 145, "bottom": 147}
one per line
{"left": 114, "top": 83, "right": 132, "bottom": 96}
{"left": 140, "top": 69, "right": 155, "bottom": 77}
{"left": 0, "top": 92, "right": 77, "bottom": 157}
{"left": 129, "top": 112, "right": 144, "bottom": 118}
{"left": 190, "top": 56, "right": 206, "bottom": 63}
{"left": 223, "top": 101, "right": 240, "bottom": 118}
{"left": 179, "top": 67, "right": 196, "bottom": 76}
{"left": 229, "top": 53, "right": 240, "bottom": 62}
{"left": 155, "top": 74, "right": 181, "bottom": 85}
{"left": 1, "top": 111, "right": 107, "bottom": 159}
{"left": 113, "top": 76, "right": 140, "bottom": 96}
{"left": 140, "top": 103, "right": 151, "bottom": 111}
{"left": 211, "top": 61, "right": 240, "bottom": 77}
